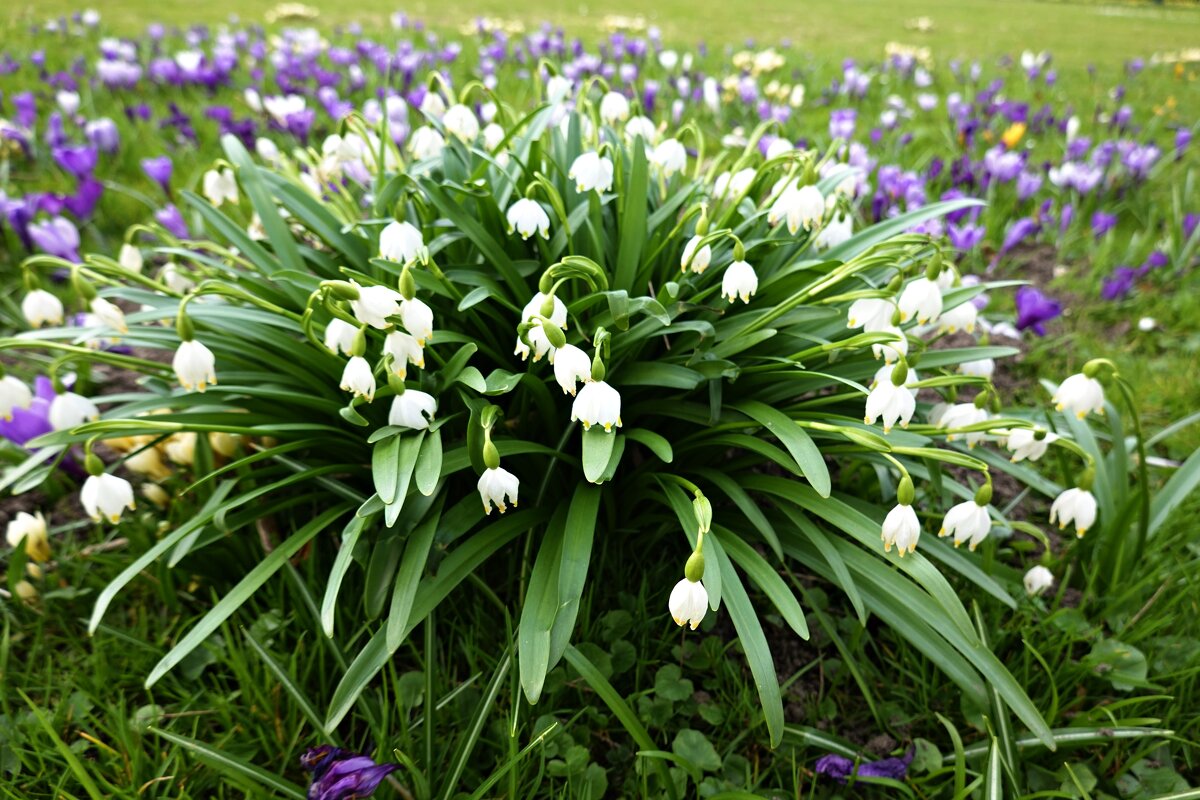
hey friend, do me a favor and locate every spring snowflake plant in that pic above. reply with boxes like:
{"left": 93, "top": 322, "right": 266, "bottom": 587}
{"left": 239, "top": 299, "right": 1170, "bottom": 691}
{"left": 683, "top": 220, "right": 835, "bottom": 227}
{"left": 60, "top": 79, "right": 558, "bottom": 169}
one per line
{"left": 5, "top": 77, "right": 1122, "bottom": 751}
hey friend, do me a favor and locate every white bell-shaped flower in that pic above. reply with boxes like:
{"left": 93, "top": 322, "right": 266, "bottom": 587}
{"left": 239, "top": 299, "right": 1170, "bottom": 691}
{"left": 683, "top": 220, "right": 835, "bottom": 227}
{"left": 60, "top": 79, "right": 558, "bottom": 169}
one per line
{"left": 958, "top": 358, "right": 995, "bottom": 378}
{"left": 680, "top": 235, "right": 712, "bottom": 274}
{"left": 814, "top": 212, "right": 854, "bottom": 250}
{"left": 847, "top": 298, "right": 895, "bottom": 332}
{"left": 571, "top": 380, "right": 622, "bottom": 431}
{"left": 898, "top": 277, "right": 943, "bottom": 324}
{"left": 521, "top": 292, "right": 569, "bottom": 329}
{"left": 81, "top": 473, "right": 136, "bottom": 523}
{"left": 399, "top": 297, "right": 435, "bottom": 345}
{"left": 721, "top": 260, "right": 758, "bottom": 303}
{"left": 552, "top": 344, "right": 592, "bottom": 395}
{"left": 383, "top": 331, "right": 425, "bottom": 378}
{"left": 937, "top": 402, "right": 990, "bottom": 447}
{"left": 419, "top": 92, "right": 446, "bottom": 119}
{"left": 1006, "top": 428, "right": 1057, "bottom": 462}
{"left": 379, "top": 220, "right": 424, "bottom": 263}
{"left": 442, "top": 103, "right": 480, "bottom": 140}
{"left": 161, "top": 262, "right": 195, "bottom": 294}
{"left": 940, "top": 499, "right": 992, "bottom": 550}
{"left": 1023, "top": 565, "right": 1054, "bottom": 596}
{"left": 118, "top": 243, "right": 144, "bottom": 272}
{"left": 599, "top": 91, "right": 631, "bottom": 125}
{"left": 506, "top": 198, "right": 551, "bottom": 240}
{"left": 546, "top": 75, "right": 573, "bottom": 104}
{"left": 1050, "top": 487, "right": 1097, "bottom": 537}
{"left": 48, "top": 392, "right": 100, "bottom": 431}
{"left": 864, "top": 380, "right": 916, "bottom": 433}
{"left": 514, "top": 326, "right": 554, "bottom": 362}
{"left": 0, "top": 376, "right": 33, "bottom": 421}
{"left": 173, "top": 339, "right": 217, "bottom": 393}
{"left": 388, "top": 390, "right": 437, "bottom": 429}
{"left": 881, "top": 503, "right": 921, "bottom": 556}
{"left": 769, "top": 185, "right": 825, "bottom": 234}
{"left": 339, "top": 356, "right": 376, "bottom": 402}
{"left": 22, "top": 290, "right": 65, "bottom": 328}
{"left": 625, "top": 115, "right": 658, "bottom": 145}
{"left": 409, "top": 126, "right": 445, "bottom": 160}
{"left": 568, "top": 151, "right": 614, "bottom": 194}
{"left": 1052, "top": 374, "right": 1105, "bottom": 419}
{"left": 477, "top": 466, "right": 519, "bottom": 514}
{"left": 324, "top": 319, "right": 359, "bottom": 355}
{"left": 202, "top": 167, "right": 238, "bottom": 206}
{"left": 871, "top": 363, "right": 919, "bottom": 395}
{"left": 350, "top": 281, "right": 402, "bottom": 330}
{"left": 651, "top": 138, "right": 687, "bottom": 175}
{"left": 871, "top": 326, "right": 909, "bottom": 363}
{"left": 6, "top": 510, "right": 50, "bottom": 562}
{"left": 937, "top": 300, "right": 977, "bottom": 334}
{"left": 90, "top": 297, "right": 128, "bottom": 334}
{"left": 669, "top": 578, "right": 708, "bottom": 629}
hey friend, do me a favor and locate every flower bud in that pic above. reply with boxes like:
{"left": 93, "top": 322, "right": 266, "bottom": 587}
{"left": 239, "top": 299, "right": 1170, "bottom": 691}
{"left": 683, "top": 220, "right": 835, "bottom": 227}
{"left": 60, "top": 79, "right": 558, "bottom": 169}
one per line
{"left": 897, "top": 474, "right": 915, "bottom": 506}
{"left": 399, "top": 268, "right": 416, "bottom": 301}
{"left": 890, "top": 360, "right": 909, "bottom": 387}
{"left": 590, "top": 355, "right": 606, "bottom": 383}
{"left": 482, "top": 439, "right": 501, "bottom": 470}
{"left": 692, "top": 493, "right": 712, "bottom": 533}
{"left": 176, "top": 307, "right": 195, "bottom": 342}
{"left": 85, "top": 452, "right": 105, "bottom": 476}
{"left": 924, "top": 250, "right": 943, "bottom": 281}
{"left": 684, "top": 549, "right": 705, "bottom": 582}
{"left": 695, "top": 209, "right": 709, "bottom": 236}
{"left": 974, "top": 479, "right": 993, "bottom": 506}
{"left": 322, "top": 280, "right": 361, "bottom": 300}
{"left": 733, "top": 240, "right": 745, "bottom": 262}
{"left": 542, "top": 321, "right": 566, "bottom": 349}
{"left": 349, "top": 325, "right": 367, "bottom": 358}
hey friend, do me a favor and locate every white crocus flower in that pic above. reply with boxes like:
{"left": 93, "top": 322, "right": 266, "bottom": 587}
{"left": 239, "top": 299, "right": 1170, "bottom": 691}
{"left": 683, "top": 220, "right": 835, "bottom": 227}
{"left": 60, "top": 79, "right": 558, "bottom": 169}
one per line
{"left": 599, "top": 91, "right": 631, "bottom": 124}
{"left": 769, "top": 185, "right": 825, "bottom": 234}
{"left": 1050, "top": 487, "right": 1097, "bottom": 537}
{"left": 324, "top": 319, "right": 359, "bottom": 355}
{"left": 6, "top": 510, "right": 50, "bottom": 562}
{"left": 1052, "top": 374, "right": 1105, "bottom": 419}
{"left": 399, "top": 297, "right": 435, "bottom": 345}
{"left": 721, "top": 260, "right": 758, "bottom": 303}
{"left": 477, "top": 466, "right": 519, "bottom": 514}
{"left": 442, "top": 104, "right": 480, "bottom": 140}
{"left": 383, "top": 331, "right": 425, "bottom": 378}
{"left": 552, "top": 344, "right": 592, "bottom": 395}
{"left": 847, "top": 298, "right": 895, "bottom": 331}
{"left": 651, "top": 138, "right": 686, "bottom": 175}
{"left": 48, "top": 392, "right": 100, "bottom": 431}
{"left": 506, "top": 198, "right": 551, "bottom": 240}
{"left": 1023, "top": 565, "right": 1054, "bottom": 596}
{"left": 339, "top": 356, "right": 376, "bottom": 402}
{"left": 936, "top": 402, "right": 990, "bottom": 447}
{"left": 173, "top": 339, "right": 217, "bottom": 393}
{"left": 1006, "top": 428, "right": 1057, "bottom": 462}
{"left": 0, "top": 376, "right": 33, "bottom": 421}
{"left": 958, "top": 358, "right": 995, "bottom": 378}
{"left": 379, "top": 220, "right": 424, "bottom": 263}
{"left": 881, "top": 503, "right": 921, "bottom": 556}
{"left": 118, "top": 243, "right": 144, "bottom": 272}
{"left": 90, "top": 297, "right": 128, "bottom": 334}
{"left": 938, "top": 300, "right": 977, "bottom": 334}
{"left": 864, "top": 380, "right": 916, "bottom": 433}
{"left": 898, "top": 277, "right": 943, "bottom": 324}
{"left": 409, "top": 126, "right": 445, "bottom": 160}
{"left": 680, "top": 235, "right": 712, "bottom": 274}
{"left": 571, "top": 380, "right": 622, "bottom": 431}
{"left": 81, "top": 473, "right": 136, "bottom": 523}
{"left": 22, "top": 290, "right": 65, "bottom": 328}
{"left": 202, "top": 167, "right": 238, "bottom": 206}
{"left": 871, "top": 326, "right": 908, "bottom": 363}
{"left": 669, "top": 578, "right": 708, "bottom": 629}
{"left": 349, "top": 281, "right": 401, "bottom": 330}
{"left": 940, "top": 499, "right": 992, "bottom": 550}
{"left": 388, "top": 390, "right": 437, "bottom": 429}
{"left": 568, "top": 152, "right": 614, "bottom": 194}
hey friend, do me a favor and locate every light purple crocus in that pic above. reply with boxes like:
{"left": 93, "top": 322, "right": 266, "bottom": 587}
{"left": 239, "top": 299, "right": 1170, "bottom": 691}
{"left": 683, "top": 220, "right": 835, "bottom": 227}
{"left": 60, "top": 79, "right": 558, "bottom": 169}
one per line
{"left": 948, "top": 223, "right": 985, "bottom": 252}
{"left": 829, "top": 108, "right": 856, "bottom": 140}
{"left": 141, "top": 155, "right": 174, "bottom": 194}
{"left": 52, "top": 145, "right": 99, "bottom": 179}
{"left": 155, "top": 204, "right": 189, "bottom": 238}
{"left": 84, "top": 117, "right": 121, "bottom": 153}
{"left": 1014, "top": 286, "right": 1062, "bottom": 335}
{"left": 28, "top": 216, "right": 81, "bottom": 261}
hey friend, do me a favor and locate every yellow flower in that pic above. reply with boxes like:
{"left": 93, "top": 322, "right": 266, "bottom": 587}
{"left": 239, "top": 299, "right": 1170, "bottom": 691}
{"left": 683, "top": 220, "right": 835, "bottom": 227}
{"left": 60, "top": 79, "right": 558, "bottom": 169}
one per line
{"left": 1001, "top": 122, "right": 1027, "bottom": 150}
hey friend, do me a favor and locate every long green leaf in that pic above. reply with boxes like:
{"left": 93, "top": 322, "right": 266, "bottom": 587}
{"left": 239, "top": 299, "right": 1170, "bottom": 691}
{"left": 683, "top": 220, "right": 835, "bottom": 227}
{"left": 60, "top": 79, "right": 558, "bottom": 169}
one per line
{"left": 150, "top": 727, "right": 305, "bottom": 799}
{"left": 548, "top": 484, "right": 602, "bottom": 668}
{"left": 715, "top": 527, "right": 808, "bottom": 639}
{"left": 387, "top": 506, "right": 442, "bottom": 652}
{"left": 614, "top": 137, "right": 649, "bottom": 292}
{"left": 734, "top": 400, "right": 831, "bottom": 497}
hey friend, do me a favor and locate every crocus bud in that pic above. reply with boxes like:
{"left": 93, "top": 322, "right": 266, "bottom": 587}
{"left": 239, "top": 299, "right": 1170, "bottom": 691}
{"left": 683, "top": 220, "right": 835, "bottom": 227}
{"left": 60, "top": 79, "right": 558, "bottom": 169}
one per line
{"left": 684, "top": 548, "right": 705, "bottom": 582}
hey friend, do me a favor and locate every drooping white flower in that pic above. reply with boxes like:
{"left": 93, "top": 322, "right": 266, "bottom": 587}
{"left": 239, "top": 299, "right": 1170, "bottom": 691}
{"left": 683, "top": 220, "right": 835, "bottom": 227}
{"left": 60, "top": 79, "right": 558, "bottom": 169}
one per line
{"left": 419, "top": 91, "right": 446, "bottom": 120}
{"left": 680, "top": 235, "right": 712, "bottom": 274}
{"left": 713, "top": 168, "right": 756, "bottom": 198}
{"left": 1006, "top": 428, "right": 1057, "bottom": 462}
{"left": 571, "top": 380, "right": 622, "bottom": 431}
{"left": 881, "top": 503, "right": 920, "bottom": 556}
{"left": 898, "top": 277, "right": 943, "bottom": 324}
{"left": 118, "top": 243, "right": 144, "bottom": 272}
{"left": 958, "top": 358, "right": 995, "bottom": 378}
{"left": 814, "top": 212, "right": 854, "bottom": 250}
{"left": 599, "top": 91, "right": 631, "bottom": 125}
{"left": 349, "top": 281, "right": 401, "bottom": 330}
{"left": 90, "top": 297, "right": 128, "bottom": 334}
{"left": 552, "top": 343, "right": 592, "bottom": 395}
{"left": 625, "top": 115, "right": 658, "bottom": 145}
{"left": 388, "top": 390, "right": 437, "bottom": 429}
{"left": 81, "top": 473, "right": 136, "bottom": 523}
{"left": 173, "top": 339, "right": 217, "bottom": 393}
{"left": 48, "top": 392, "right": 100, "bottom": 431}
{"left": 765, "top": 138, "right": 793, "bottom": 160}
{"left": 936, "top": 402, "right": 990, "bottom": 447}
{"left": 6, "top": 511, "right": 50, "bottom": 562}
{"left": 1023, "top": 565, "right": 1054, "bottom": 596}
{"left": 399, "top": 297, "right": 435, "bottom": 345}
{"left": 1049, "top": 487, "right": 1097, "bottom": 537}
{"left": 482, "top": 122, "right": 506, "bottom": 152}
{"left": 669, "top": 578, "right": 708, "bottom": 629}
{"left": 651, "top": 138, "right": 687, "bottom": 175}
{"left": 383, "top": 330, "right": 425, "bottom": 378}
{"left": 477, "top": 466, "right": 519, "bottom": 514}
{"left": 721, "top": 260, "right": 758, "bottom": 303}
{"left": 768, "top": 185, "right": 825, "bottom": 234}
{"left": 568, "top": 151, "right": 614, "bottom": 194}
{"left": 940, "top": 499, "right": 992, "bottom": 550}
{"left": 324, "top": 319, "right": 359, "bottom": 355}
{"left": 22, "top": 290, "right": 65, "bottom": 328}
{"left": 442, "top": 103, "right": 480, "bottom": 141}
{"left": 160, "top": 262, "right": 195, "bottom": 294}
{"left": 408, "top": 126, "right": 445, "bottom": 160}
{"left": 514, "top": 326, "right": 554, "bottom": 362}
{"left": 871, "top": 326, "right": 909, "bottom": 363}
{"left": 339, "top": 356, "right": 376, "bottom": 402}
{"left": 1052, "top": 373, "right": 1105, "bottom": 419}
{"left": 847, "top": 298, "right": 895, "bottom": 332}
{"left": 521, "top": 292, "right": 569, "bottom": 328}
{"left": 864, "top": 380, "right": 916, "bottom": 433}
{"left": 202, "top": 167, "right": 238, "bottom": 206}
{"left": 937, "top": 300, "right": 977, "bottom": 334}
{"left": 545, "top": 75, "right": 573, "bottom": 104}
{"left": 0, "top": 376, "right": 33, "bottom": 421}
{"left": 57, "top": 90, "right": 81, "bottom": 115}
{"left": 506, "top": 198, "right": 550, "bottom": 240}
{"left": 379, "top": 220, "right": 424, "bottom": 263}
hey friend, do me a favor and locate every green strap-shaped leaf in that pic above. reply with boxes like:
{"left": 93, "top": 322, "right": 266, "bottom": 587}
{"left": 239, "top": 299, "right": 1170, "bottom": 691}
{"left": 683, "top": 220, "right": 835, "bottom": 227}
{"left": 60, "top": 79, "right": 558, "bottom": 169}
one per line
{"left": 714, "top": 526, "right": 808, "bottom": 639}
{"left": 518, "top": 508, "right": 566, "bottom": 703}
{"left": 321, "top": 514, "right": 367, "bottom": 637}
{"left": 614, "top": 137, "right": 649, "bottom": 292}
{"left": 387, "top": 505, "right": 443, "bottom": 653}
{"left": 151, "top": 727, "right": 305, "bottom": 799}
{"left": 221, "top": 134, "right": 305, "bottom": 275}
{"left": 735, "top": 400, "right": 831, "bottom": 497}
{"left": 547, "top": 484, "right": 602, "bottom": 669}
{"left": 582, "top": 426, "right": 618, "bottom": 483}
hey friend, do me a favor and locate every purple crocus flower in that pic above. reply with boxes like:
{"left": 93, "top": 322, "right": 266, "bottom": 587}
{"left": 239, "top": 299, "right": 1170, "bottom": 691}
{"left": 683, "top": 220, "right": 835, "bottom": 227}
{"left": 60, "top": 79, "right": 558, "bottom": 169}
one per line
{"left": 12, "top": 91, "right": 36, "bottom": 129}
{"left": 998, "top": 217, "right": 1039, "bottom": 258}
{"left": 141, "top": 155, "right": 174, "bottom": 194}
{"left": 1101, "top": 266, "right": 1139, "bottom": 300}
{"left": 28, "top": 216, "right": 81, "bottom": 261}
{"left": 1091, "top": 211, "right": 1118, "bottom": 239}
{"left": 155, "top": 204, "right": 189, "bottom": 239}
{"left": 948, "top": 223, "right": 985, "bottom": 252}
{"left": 300, "top": 746, "right": 397, "bottom": 800}
{"left": 52, "top": 144, "right": 99, "bottom": 179}
{"left": 1186, "top": 213, "right": 1199, "bottom": 242}
{"left": 1014, "top": 286, "right": 1062, "bottom": 335}
{"left": 0, "top": 376, "right": 55, "bottom": 448}
{"left": 1016, "top": 170, "right": 1043, "bottom": 200}
{"left": 64, "top": 177, "right": 104, "bottom": 220}
{"left": 815, "top": 750, "right": 914, "bottom": 783}
{"left": 830, "top": 108, "right": 857, "bottom": 140}
{"left": 85, "top": 118, "right": 121, "bottom": 153}
{"left": 1142, "top": 250, "right": 1168, "bottom": 270}
{"left": 1177, "top": 129, "right": 1193, "bottom": 158}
